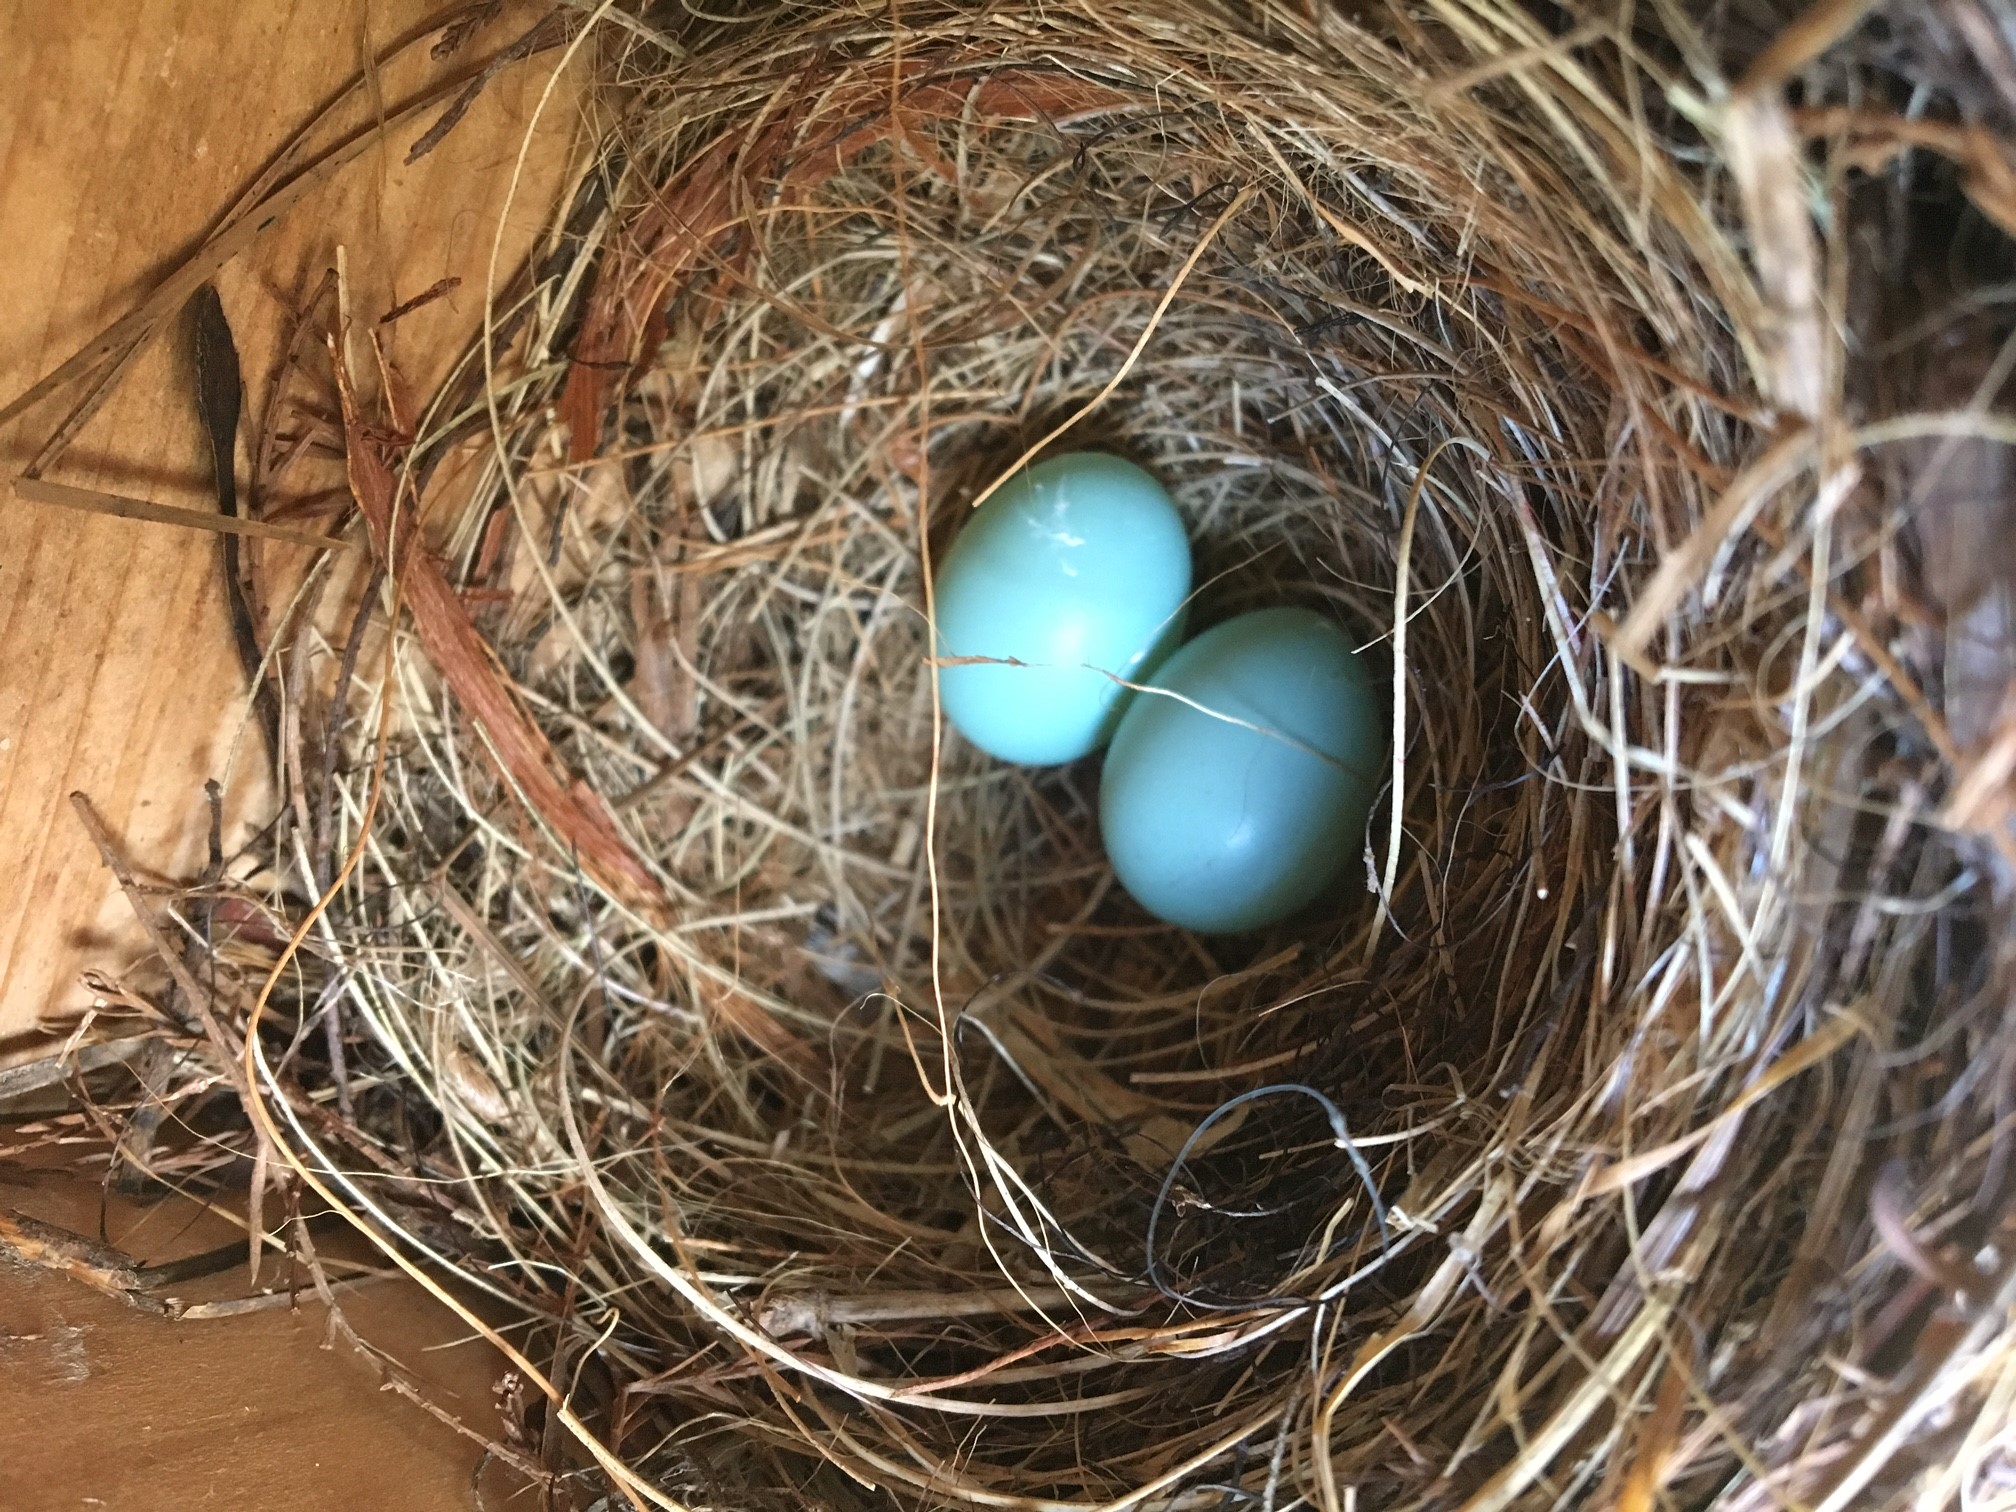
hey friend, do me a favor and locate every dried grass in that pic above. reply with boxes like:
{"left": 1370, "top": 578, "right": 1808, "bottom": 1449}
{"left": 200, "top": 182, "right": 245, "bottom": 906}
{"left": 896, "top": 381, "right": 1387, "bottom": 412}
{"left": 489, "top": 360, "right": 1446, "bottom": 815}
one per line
{"left": 34, "top": 1, "right": 2016, "bottom": 1508}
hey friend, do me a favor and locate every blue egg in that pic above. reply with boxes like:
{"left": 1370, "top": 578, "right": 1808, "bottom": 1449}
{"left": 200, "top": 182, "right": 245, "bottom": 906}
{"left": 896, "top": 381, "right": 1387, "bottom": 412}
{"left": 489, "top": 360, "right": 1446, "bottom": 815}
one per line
{"left": 1099, "top": 607, "right": 1385, "bottom": 933}
{"left": 933, "top": 453, "right": 1191, "bottom": 765}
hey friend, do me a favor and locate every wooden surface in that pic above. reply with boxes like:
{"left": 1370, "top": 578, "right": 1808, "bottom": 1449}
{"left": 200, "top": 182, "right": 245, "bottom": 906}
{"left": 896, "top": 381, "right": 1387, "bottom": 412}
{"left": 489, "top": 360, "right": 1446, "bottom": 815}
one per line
{"left": 0, "top": 0, "right": 579, "bottom": 1045}
{"left": 0, "top": 1154, "right": 524, "bottom": 1512}
{"left": 0, "top": 8, "right": 578, "bottom": 1503}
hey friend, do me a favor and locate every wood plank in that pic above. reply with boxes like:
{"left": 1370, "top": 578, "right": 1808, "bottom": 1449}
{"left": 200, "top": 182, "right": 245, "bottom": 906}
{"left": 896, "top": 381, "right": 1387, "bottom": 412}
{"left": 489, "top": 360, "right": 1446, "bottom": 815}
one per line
{"left": 0, "top": 0, "right": 582, "bottom": 1043}
{"left": 0, "top": 1155, "right": 527, "bottom": 1512}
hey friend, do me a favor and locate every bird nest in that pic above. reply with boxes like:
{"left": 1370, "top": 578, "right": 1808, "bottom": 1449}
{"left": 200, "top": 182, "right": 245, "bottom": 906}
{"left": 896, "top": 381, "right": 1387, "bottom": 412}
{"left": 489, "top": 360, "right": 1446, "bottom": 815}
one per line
{"left": 79, "top": 2, "right": 2016, "bottom": 1509}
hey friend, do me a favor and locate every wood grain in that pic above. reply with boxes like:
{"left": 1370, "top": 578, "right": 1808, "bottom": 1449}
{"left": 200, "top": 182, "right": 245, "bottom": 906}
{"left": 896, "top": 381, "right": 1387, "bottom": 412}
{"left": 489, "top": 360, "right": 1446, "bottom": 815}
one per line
{"left": 0, "top": 1155, "right": 526, "bottom": 1512}
{"left": 0, "top": 0, "right": 581, "bottom": 1043}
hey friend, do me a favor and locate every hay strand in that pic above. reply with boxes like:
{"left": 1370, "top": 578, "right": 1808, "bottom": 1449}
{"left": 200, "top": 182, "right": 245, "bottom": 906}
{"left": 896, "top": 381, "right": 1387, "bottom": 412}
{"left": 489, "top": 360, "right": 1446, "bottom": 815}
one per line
{"left": 60, "top": 2, "right": 2016, "bottom": 1508}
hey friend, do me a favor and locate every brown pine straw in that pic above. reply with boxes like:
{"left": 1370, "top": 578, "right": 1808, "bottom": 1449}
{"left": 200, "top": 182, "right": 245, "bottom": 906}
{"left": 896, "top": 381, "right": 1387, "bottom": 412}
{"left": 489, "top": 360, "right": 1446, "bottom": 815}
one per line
{"left": 46, "top": 1, "right": 2016, "bottom": 1508}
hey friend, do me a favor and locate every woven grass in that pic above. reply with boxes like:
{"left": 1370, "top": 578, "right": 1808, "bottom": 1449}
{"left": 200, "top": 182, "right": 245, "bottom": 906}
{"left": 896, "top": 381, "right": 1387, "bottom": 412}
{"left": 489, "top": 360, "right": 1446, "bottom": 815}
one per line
{"left": 44, "top": 2, "right": 2016, "bottom": 1508}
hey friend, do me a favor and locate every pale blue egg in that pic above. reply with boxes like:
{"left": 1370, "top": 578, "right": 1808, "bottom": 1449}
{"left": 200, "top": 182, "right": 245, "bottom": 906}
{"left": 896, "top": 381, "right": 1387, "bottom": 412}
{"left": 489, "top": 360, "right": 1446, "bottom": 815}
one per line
{"left": 933, "top": 453, "right": 1191, "bottom": 765}
{"left": 1099, "top": 607, "right": 1385, "bottom": 933}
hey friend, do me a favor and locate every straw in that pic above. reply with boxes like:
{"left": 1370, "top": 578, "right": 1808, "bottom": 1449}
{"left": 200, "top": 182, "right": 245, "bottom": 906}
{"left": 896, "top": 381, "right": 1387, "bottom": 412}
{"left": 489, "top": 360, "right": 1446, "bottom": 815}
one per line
{"left": 65, "top": 2, "right": 2016, "bottom": 1508}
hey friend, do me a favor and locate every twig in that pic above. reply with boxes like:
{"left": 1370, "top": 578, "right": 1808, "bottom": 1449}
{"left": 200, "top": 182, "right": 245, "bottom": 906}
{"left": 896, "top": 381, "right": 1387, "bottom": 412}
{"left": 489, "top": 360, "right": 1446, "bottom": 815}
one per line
{"left": 11, "top": 477, "right": 352, "bottom": 552}
{"left": 69, "top": 793, "right": 256, "bottom": 1107}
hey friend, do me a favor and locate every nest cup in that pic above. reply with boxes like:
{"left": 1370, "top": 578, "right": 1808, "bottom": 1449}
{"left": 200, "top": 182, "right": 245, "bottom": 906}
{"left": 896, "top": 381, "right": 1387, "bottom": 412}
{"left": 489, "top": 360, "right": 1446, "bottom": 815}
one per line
{"left": 262, "top": 3, "right": 2015, "bottom": 1508}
